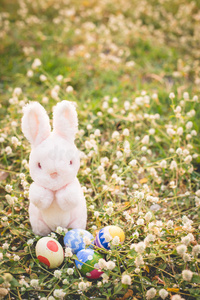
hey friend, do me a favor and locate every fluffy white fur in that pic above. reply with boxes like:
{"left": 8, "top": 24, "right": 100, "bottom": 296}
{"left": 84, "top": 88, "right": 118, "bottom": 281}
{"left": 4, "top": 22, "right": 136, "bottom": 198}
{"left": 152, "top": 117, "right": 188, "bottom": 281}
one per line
{"left": 21, "top": 100, "right": 87, "bottom": 236}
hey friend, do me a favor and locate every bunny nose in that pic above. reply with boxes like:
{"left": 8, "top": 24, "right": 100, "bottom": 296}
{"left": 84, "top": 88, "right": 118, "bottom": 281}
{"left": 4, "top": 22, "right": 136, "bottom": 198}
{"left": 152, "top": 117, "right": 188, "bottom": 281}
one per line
{"left": 50, "top": 172, "right": 58, "bottom": 179}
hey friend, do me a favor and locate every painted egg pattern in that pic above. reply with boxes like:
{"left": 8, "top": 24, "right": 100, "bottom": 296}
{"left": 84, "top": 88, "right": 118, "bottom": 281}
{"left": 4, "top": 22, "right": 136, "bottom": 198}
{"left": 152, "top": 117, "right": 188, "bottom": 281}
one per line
{"left": 75, "top": 249, "right": 104, "bottom": 279}
{"left": 95, "top": 225, "right": 125, "bottom": 250}
{"left": 64, "top": 229, "right": 94, "bottom": 254}
{"left": 35, "top": 237, "right": 64, "bottom": 269}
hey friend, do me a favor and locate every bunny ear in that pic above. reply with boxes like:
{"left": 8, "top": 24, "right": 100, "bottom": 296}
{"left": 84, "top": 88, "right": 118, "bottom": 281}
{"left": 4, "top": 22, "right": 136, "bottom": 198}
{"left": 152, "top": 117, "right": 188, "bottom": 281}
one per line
{"left": 53, "top": 100, "right": 78, "bottom": 141}
{"left": 21, "top": 102, "right": 51, "bottom": 146}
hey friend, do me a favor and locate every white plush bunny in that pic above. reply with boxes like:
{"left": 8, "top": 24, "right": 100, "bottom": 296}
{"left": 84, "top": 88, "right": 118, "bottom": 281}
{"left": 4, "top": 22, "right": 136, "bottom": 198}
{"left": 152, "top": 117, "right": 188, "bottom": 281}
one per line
{"left": 21, "top": 100, "right": 87, "bottom": 236}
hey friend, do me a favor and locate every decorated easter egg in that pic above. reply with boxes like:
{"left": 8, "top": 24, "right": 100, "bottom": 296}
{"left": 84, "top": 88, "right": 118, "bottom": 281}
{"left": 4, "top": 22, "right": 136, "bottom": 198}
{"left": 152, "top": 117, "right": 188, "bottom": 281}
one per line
{"left": 64, "top": 229, "right": 94, "bottom": 254}
{"left": 75, "top": 249, "right": 104, "bottom": 279}
{"left": 35, "top": 237, "right": 64, "bottom": 269}
{"left": 95, "top": 225, "right": 125, "bottom": 250}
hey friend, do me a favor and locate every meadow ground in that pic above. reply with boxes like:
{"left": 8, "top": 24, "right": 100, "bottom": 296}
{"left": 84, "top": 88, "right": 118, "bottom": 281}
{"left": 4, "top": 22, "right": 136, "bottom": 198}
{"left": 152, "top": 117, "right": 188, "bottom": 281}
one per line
{"left": 0, "top": 0, "right": 200, "bottom": 299}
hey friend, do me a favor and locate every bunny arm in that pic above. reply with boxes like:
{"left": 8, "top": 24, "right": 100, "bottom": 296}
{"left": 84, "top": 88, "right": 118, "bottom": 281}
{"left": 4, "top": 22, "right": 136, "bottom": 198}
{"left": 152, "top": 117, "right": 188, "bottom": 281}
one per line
{"left": 29, "top": 182, "right": 54, "bottom": 210}
{"left": 55, "top": 178, "right": 84, "bottom": 211}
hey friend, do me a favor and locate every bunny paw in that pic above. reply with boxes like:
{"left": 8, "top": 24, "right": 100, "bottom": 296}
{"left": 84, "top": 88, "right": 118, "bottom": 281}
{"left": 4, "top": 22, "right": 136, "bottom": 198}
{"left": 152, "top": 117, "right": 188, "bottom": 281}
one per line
{"left": 29, "top": 182, "right": 54, "bottom": 210}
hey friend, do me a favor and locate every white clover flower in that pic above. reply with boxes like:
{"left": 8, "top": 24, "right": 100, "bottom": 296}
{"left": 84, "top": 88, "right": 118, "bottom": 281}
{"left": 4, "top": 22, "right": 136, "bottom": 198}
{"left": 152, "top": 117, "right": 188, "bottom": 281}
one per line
{"left": 32, "top": 58, "right": 42, "bottom": 69}
{"left": 66, "top": 86, "right": 74, "bottom": 93}
{"left": 112, "top": 236, "right": 120, "bottom": 246}
{"left": 195, "top": 190, "right": 200, "bottom": 197}
{"left": 192, "top": 244, "right": 200, "bottom": 256}
{"left": 191, "top": 129, "right": 197, "bottom": 136}
{"left": 146, "top": 288, "right": 156, "bottom": 299}
{"left": 121, "top": 274, "right": 131, "bottom": 285}
{"left": 13, "top": 87, "right": 22, "bottom": 96}
{"left": 123, "top": 128, "right": 130, "bottom": 136}
{"left": 106, "top": 261, "right": 116, "bottom": 270}
{"left": 51, "top": 89, "right": 59, "bottom": 100}
{"left": 5, "top": 146, "right": 12, "bottom": 155}
{"left": 186, "top": 121, "right": 193, "bottom": 130}
{"left": 56, "top": 226, "right": 64, "bottom": 234}
{"left": 104, "top": 233, "right": 112, "bottom": 242}
{"left": 181, "top": 235, "right": 189, "bottom": 246}
{"left": 98, "top": 258, "right": 107, "bottom": 269}
{"left": 135, "top": 255, "right": 144, "bottom": 267}
{"left": 30, "top": 279, "right": 39, "bottom": 288}
{"left": 56, "top": 75, "right": 63, "bottom": 81}
{"left": 152, "top": 93, "right": 158, "bottom": 100}
{"left": 167, "top": 128, "right": 175, "bottom": 136}
{"left": 144, "top": 211, "right": 152, "bottom": 222}
{"left": 170, "top": 160, "right": 177, "bottom": 170}
{"left": 159, "top": 160, "right": 167, "bottom": 168}
{"left": 78, "top": 282, "right": 87, "bottom": 291}
{"left": 135, "top": 242, "right": 146, "bottom": 253}
{"left": 132, "top": 231, "right": 139, "bottom": 239}
{"left": 5, "top": 195, "right": 15, "bottom": 205}
{"left": 176, "top": 244, "right": 187, "bottom": 255}
{"left": 124, "top": 101, "right": 130, "bottom": 110}
{"left": 116, "top": 151, "right": 123, "bottom": 159}
{"left": 169, "top": 92, "right": 175, "bottom": 99}
{"left": 171, "top": 295, "right": 183, "bottom": 300}
{"left": 97, "top": 281, "right": 102, "bottom": 287}
{"left": 181, "top": 233, "right": 194, "bottom": 245}
{"left": 67, "top": 268, "right": 74, "bottom": 275}
{"left": 137, "top": 218, "right": 144, "bottom": 226}
{"left": 27, "top": 70, "right": 34, "bottom": 77}
{"left": 2, "top": 242, "right": 9, "bottom": 250}
{"left": 184, "top": 155, "right": 192, "bottom": 164}
{"left": 106, "top": 207, "right": 113, "bottom": 216}
{"left": 101, "top": 273, "right": 109, "bottom": 284}
{"left": 94, "top": 211, "right": 100, "bottom": 218}
{"left": 126, "top": 61, "right": 135, "bottom": 68}
{"left": 183, "top": 149, "right": 190, "bottom": 156}
{"left": 102, "top": 101, "right": 108, "bottom": 109}
{"left": 65, "top": 247, "right": 73, "bottom": 258}
{"left": 94, "top": 129, "right": 101, "bottom": 136}
{"left": 107, "top": 201, "right": 113, "bottom": 207}
{"left": 54, "top": 270, "right": 62, "bottom": 279}
{"left": 145, "top": 234, "right": 156, "bottom": 244}
{"left": 176, "top": 148, "right": 182, "bottom": 155}
{"left": 141, "top": 135, "right": 149, "bottom": 144}
{"left": 137, "top": 192, "right": 145, "bottom": 200}
{"left": 174, "top": 105, "right": 181, "bottom": 113}
{"left": 112, "top": 131, "right": 120, "bottom": 139}
{"left": 53, "top": 289, "right": 66, "bottom": 298}
{"left": 13, "top": 255, "right": 20, "bottom": 261}
{"left": 27, "top": 239, "right": 34, "bottom": 245}
{"left": 135, "top": 268, "right": 140, "bottom": 274}
{"left": 39, "top": 74, "right": 47, "bottom": 81}
{"left": 177, "top": 127, "right": 183, "bottom": 135}
{"left": 182, "top": 270, "right": 193, "bottom": 281}
{"left": 11, "top": 136, "right": 21, "bottom": 147}
{"left": 149, "top": 128, "right": 155, "bottom": 135}
{"left": 159, "top": 289, "right": 168, "bottom": 299}
{"left": 129, "top": 159, "right": 137, "bottom": 166}
{"left": 183, "top": 253, "right": 191, "bottom": 262}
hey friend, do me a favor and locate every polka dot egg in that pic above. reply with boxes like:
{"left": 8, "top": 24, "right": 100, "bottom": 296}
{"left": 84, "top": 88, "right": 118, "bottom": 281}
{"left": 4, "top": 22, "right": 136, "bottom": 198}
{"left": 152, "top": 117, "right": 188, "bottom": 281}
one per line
{"left": 75, "top": 249, "right": 104, "bottom": 279}
{"left": 35, "top": 237, "right": 64, "bottom": 269}
{"left": 64, "top": 229, "right": 94, "bottom": 254}
{"left": 95, "top": 225, "right": 125, "bottom": 250}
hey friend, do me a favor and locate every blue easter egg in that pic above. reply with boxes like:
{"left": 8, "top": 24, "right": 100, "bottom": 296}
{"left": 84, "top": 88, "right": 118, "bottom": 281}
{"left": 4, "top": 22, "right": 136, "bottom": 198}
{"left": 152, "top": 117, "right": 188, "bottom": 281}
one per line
{"left": 95, "top": 225, "right": 125, "bottom": 250}
{"left": 63, "top": 229, "right": 94, "bottom": 254}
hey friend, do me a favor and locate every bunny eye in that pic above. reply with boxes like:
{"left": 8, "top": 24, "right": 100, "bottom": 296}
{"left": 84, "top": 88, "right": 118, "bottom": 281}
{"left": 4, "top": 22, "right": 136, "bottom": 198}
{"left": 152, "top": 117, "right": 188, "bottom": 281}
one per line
{"left": 38, "top": 162, "right": 42, "bottom": 169}
{"left": 69, "top": 160, "right": 73, "bottom": 165}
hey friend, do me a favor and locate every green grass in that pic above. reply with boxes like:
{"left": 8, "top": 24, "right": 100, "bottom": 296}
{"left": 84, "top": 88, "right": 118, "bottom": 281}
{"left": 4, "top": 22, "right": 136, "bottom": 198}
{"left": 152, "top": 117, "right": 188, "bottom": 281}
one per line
{"left": 0, "top": 0, "right": 200, "bottom": 299}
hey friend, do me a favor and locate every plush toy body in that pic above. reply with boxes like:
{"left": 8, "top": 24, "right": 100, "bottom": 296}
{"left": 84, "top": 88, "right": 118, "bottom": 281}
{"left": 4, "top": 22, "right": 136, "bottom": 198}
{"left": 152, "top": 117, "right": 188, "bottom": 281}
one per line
{"left": 21, "top": 101, "right": 87, "bottom": 236}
